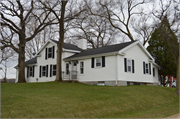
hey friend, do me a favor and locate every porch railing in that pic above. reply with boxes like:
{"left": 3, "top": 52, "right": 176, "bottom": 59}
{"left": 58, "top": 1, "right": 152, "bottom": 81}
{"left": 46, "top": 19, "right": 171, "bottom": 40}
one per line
{"left": 62, "top": 71, "right": 78, "bottom": 80}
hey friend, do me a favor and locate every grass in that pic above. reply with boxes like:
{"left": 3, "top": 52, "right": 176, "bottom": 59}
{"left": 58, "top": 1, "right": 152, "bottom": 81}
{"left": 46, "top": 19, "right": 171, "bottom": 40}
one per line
{"left": 1, "top": 82, "right": 179, "bottom": 118}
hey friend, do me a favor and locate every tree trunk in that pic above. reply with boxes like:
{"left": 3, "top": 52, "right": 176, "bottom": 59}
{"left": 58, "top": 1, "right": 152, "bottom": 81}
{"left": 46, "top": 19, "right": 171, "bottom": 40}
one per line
{"left": 176, "top": 56, "right": 179, "bottom": 95}
{"left": 55, "top": 1, "right": 67, "bottom": 82}
{"left": 17, "top": 40, "right": 26, "bottom": 83}
{"left": 4, "top": 61, "right": 7, "bottom": 83}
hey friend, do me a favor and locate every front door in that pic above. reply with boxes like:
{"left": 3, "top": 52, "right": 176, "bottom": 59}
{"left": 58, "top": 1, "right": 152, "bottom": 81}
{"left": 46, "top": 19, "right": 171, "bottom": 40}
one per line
{"left": 72, "top": 61, "right": 77, "bottom": 79}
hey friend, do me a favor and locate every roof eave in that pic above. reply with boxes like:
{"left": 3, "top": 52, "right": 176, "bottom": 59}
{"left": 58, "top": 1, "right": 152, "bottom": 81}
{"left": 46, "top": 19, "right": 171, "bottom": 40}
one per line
{"left": 64, "top": 51, "right": 119, "bottom": 61}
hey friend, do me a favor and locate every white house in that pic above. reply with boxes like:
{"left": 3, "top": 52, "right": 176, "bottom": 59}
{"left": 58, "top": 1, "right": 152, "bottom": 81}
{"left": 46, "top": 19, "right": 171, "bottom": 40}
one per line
{"left": 15, "top": 39, "right": 160, "bottom": 86}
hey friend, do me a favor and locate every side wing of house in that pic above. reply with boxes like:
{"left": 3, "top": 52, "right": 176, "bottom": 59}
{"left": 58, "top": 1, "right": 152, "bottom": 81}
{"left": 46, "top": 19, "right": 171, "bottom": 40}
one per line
{"left": 64, "top": 41, "right": 159, "bottom": 86}
{"left": 118, "top": 43, "right": 159, "bottom": 85}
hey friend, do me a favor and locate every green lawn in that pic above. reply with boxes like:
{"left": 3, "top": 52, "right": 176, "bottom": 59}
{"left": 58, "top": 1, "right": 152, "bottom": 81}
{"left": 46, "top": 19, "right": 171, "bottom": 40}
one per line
{"left": 1, "top": 82, "right": 179, "bottom": 118}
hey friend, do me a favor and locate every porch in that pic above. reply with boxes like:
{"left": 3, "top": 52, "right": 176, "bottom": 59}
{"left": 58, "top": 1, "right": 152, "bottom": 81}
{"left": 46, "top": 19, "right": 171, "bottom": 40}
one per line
{"left": 62, "top": 71, "right": 78, "bottom": 81}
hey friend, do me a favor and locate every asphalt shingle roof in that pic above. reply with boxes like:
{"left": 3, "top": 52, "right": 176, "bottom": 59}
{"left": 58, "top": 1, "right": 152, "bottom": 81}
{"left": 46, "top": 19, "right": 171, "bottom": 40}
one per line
{"left": 51, "top": 39, "right": 82, "bottom": 51}
{"left": 65, "top": 40, "right": 136, "bottom": 60}
{"left": 24, "top": 40, "right": 135, "bottom": 65}
{"left": 25, "top": 57, "right": 37, "bottom": 66}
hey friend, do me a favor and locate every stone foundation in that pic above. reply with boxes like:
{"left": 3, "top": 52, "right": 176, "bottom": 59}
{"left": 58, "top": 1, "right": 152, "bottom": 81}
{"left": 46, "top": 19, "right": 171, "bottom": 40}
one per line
{"left": 81, "top": 81, "right": 158, "bottom": 86}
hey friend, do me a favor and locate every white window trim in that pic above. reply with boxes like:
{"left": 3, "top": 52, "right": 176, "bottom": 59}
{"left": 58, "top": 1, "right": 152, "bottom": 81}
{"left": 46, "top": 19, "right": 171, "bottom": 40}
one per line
{"left": 95, "top": 57, "right": 102, "bottom": 68}
{"left": 48, "top": 47, "right": 52, "bottom": 58}
{"left": 145, "top": 63, "right": 149, "bottom": 74}
{"left": 52, "top": 65, "right": 56, "bottom": 76}
{"left": 29, "top": 67, "right": 33, "bottom": 77}
{"left": 80, "top": 61, "right": 84, "bottom": 75}
{"left": 42, "top": 66, "right": 46, "bottom": 77}
{"left": 127, "top": 59, "right": 132, "bottom": 73}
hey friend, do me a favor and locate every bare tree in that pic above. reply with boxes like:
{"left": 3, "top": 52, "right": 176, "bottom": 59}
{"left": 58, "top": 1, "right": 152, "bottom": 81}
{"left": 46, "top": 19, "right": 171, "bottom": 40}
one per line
{"left": 40, "top": 0, "right": 86, "bottom": 82}
{"left": 25, "top": 24, "right": 57, "bottom": 60}
{"left": 131, "top": 14, "right": 155, "bottom": 45}
{"left": 85, "top": 0, "right": 152, "bottom": 46}
{"left": 0, "top": 0, "right": 54, "bottom": 83}
{"left": 0, "top": 47, "right": 16, "bottom": 82}
{"left": 69, "top": 10, "right": 118, "bottom": 48}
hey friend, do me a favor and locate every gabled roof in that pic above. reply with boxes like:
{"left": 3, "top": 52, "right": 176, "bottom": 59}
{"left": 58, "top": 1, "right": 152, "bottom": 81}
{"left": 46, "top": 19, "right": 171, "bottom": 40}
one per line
{"left": 51, "top": 39, "right": 83, "bottom": 51}
{"left": 25, "top": 57, "right": 37, "bottom": 66}
{"left": 35, "top": 39, "right": 82, "bottom": 57}
{"left": 65, "top": 40, "right": 136, "bottom": 60}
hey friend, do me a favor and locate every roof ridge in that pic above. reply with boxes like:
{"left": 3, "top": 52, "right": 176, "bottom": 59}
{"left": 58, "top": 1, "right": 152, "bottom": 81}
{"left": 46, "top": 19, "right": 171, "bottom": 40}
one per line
{"left": 82, "top": 40, "right": 135, "bottom": 51}
{"left": 50, "top": 39, "right": 80, "bottom": 48}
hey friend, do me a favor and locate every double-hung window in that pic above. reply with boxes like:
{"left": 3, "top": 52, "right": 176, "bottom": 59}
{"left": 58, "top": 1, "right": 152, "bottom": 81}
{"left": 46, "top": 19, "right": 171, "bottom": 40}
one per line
{"left": 80, "top": 62, "right": 84, "bottom": 74}
{"left": 48, "top": 47, "right": 52, "bottom": 58}
{"left": 66, "top": 63, "right": 69, "bottom": 75}
{"left": 145, "top": 63, "right": 149, "bottom": 74}
{"left": 127, "top": 59, "right": 132, "bottom": 72}
{"left": 53, "top": 65, "right": 56, "bottom": 76}
{"left": 96, "top": 58, "right": 102, "bottom": 67}
{"left": 42, "top": 66, "right": 46, "bottom": 76}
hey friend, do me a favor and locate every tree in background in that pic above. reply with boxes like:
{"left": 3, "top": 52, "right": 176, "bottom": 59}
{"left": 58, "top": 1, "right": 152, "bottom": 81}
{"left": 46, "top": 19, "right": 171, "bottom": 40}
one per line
{"left": 85, "top": 0, "right": 154, "bottom": 46}
{"left": 69, "top": 6, "right": 118, "bottom": 48}
{"left": 152, "top": 0, "right": 179, "bottom": 94}
{"left": 25, "top": 25, "right": 57, "bottom": 60}
{"left": 0, "top": 0, "right": 54, "bottom": 83}
{"left": 147, "top": 16, "right": 178, "bottom": 87}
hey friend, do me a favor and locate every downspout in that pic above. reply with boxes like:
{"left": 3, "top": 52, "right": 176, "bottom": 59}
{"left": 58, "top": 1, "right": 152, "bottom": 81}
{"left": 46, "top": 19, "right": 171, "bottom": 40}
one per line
{"left": 116, "top": 54, "right": 120, "bottom": 86}
{"left": 114, "top": 52, "right": 119, "bottom": 86}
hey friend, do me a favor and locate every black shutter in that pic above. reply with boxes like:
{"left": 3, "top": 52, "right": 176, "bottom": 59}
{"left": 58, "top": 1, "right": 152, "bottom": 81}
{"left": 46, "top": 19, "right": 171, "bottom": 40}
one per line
{"left": 149, "top": 63, "right": 151, "bottom": 75}
{"left": 143, "top": 62, "right": 145, "bottom": 74}
{"left": 46, "top": 65, "right": 48, "bottom": 77}
{"left": 39, "top": 66, "right": 41, "bottom": 78}
{"left": 124, "top": 58, "right": 127, "bottom": 72}
{"left": 45, "top": 48, "right": 47, "bottom": 60}
{"left": 102, "top": 56, "right": 105, "bottom": 67}
{"left": 33, "top": 66, "right": 35, "bottom": 77}
{"left": 132, "top": 60, "right": 134, "bottom": 73}
{"left": 50, "top": 65, "right": 52, "bottom": 77}
{"left": 52, "top": 46, "right": 55, "bottom": 59}
{"left": 153, "top": 68, "right": 155, "bottom": 77}
{"left": 91, "top": 58, "right": 94, "bottom": 68}
{"left": 27, "top": 67, "right": 29, "bottom": 78}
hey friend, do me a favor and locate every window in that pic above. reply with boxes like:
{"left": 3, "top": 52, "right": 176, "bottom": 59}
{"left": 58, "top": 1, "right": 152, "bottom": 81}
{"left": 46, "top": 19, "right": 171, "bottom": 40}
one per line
{"left": 42, "top": 66, "right": 46, "bottom": 76}
{"left": 66, "top": 63, "right": 69, "bottom": 75}
{"left": 48, "top": 47, "right": 52, "bottom": 58}
{"left": 153, "top": 68, "right": 155, "bottom": 77}
{"left": 29, "top": 67, "right": 33, "bottom": 77}
{"left": 146, "top": 63, "right": 149, "bottom": 74}
{"left": 53, "top": 65, "right": 56, "bottom": 76}
{"left": 80, "top": 62, "right": 84, "bottom": 74}
{"left": 96, "top": 58, "right": 102, "bottom": 67}
{"left": 127, "top": 59, "right": 131, "bottom": 72}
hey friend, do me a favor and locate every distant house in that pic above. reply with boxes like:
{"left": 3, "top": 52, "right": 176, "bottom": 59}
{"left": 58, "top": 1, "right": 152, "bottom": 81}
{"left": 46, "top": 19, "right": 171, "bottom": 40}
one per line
{"left": 15, "top": 39, "right": 160, "bottom": 86}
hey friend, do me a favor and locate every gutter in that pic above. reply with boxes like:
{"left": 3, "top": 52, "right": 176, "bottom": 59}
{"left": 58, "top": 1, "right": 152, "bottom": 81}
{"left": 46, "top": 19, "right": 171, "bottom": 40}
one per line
{"left": 63, "top": 51, "right": 120, "bottom": 62}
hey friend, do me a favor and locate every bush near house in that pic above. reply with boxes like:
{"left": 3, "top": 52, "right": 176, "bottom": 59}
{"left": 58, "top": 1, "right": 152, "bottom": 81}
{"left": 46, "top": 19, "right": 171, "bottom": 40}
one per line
{"left": 1, "top": 82, "right": 179, "bottom": 118}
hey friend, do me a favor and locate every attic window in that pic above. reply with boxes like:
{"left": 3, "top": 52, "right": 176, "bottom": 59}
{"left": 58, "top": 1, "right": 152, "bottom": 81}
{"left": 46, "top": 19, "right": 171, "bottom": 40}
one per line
{"left": 48, "top": 47, "right": 52, "bottom": 58}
